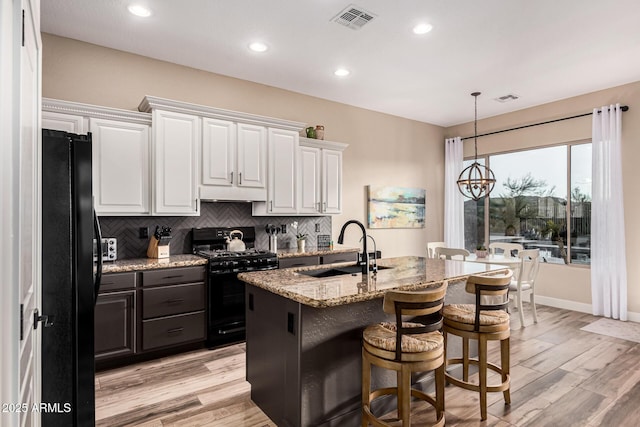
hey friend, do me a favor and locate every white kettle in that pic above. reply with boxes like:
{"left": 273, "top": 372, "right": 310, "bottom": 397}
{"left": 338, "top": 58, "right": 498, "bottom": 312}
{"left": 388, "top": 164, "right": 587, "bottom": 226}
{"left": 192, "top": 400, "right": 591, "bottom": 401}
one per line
{"left": 225, "top": 230, "right": 246, "bottom": 252}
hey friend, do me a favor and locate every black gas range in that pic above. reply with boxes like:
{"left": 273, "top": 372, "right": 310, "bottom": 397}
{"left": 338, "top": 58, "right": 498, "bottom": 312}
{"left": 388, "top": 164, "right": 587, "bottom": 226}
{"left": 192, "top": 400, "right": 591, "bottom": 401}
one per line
{"left": 192, "top": 227, "right": 278, "bottom": 348}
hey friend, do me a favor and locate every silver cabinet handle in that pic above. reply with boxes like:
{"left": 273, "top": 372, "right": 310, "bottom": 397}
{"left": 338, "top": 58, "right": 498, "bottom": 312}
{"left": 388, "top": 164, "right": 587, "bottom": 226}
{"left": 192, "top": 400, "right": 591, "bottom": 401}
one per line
{"left": 317, "top": 202, "right": 321, "bottom": 212}
{"left": 323, "top": 201, "right": 327, "bottom": 212}
{"left": 239, "top": 172, "right": 242, "bottom": 185}
{"left": 270, "top": 201, "right": 273, "bottom": 212}
{"left": 230, "top": 171, "right": 234, "bottom": 184}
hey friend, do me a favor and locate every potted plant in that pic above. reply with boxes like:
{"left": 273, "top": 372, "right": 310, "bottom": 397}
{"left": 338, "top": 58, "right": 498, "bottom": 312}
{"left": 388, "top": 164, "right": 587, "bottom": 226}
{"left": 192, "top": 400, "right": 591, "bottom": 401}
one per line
{"left": 476, "top": 245, "right": 488, "bottom": 258}
{"left": 291, "top": 221, "right": 308, "bottom": 252}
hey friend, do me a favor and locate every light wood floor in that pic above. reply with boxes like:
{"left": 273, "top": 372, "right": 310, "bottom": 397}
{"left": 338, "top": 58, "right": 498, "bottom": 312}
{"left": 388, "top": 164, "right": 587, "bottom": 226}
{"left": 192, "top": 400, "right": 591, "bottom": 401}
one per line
{"left": 95, "top": 304, "right": 640, "bottom": 426}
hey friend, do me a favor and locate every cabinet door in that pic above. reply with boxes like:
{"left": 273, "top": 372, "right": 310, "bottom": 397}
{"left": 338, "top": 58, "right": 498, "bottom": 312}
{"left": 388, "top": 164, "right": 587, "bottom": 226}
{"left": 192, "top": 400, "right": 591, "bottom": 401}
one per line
{"left": 90, "top": 118, "right": 150, "bottom": 215}
{"left": 202, "top": 118, "right": 235, "bottom": 187}
{"left": 95, "top": 291, "right": 136, "bottom": 360}
{"left": 298, "top": 146, "right": 321, "bottom": 214}
{"left": 237, "top": 124, "right": 267, "bottom": 188}
{"left": 42, "top": 111, "right": 85, "bottom": 133}
{"left": 152, "top": 110, "right": 200, "bottom": 215}
{"left": 322, "top": 149, "right": 343, "bottom": 214}
{"left": 267, "top": 128, "right": 298, "bottom": 213}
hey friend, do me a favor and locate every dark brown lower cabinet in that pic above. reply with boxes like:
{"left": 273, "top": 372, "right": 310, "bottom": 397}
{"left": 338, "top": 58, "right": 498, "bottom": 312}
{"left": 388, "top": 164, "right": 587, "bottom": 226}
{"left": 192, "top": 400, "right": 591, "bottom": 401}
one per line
{"left": 96, "top": 266, "right": 206, "bottom": 367}
{"left": 95, "top": 291, "right": 136, "bottom": 360}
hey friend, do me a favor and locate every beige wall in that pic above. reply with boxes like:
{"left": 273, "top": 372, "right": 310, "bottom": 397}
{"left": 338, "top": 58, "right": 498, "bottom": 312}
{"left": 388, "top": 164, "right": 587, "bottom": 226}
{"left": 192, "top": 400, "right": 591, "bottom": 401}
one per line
{"left": 42, "top": 34, "right": 445, "bottom": 258}
{"left": 446, "top": 81, "right": 640, "bottom": 315}
{"left": 43, "top": 33, "right": 640, "bottom": 315}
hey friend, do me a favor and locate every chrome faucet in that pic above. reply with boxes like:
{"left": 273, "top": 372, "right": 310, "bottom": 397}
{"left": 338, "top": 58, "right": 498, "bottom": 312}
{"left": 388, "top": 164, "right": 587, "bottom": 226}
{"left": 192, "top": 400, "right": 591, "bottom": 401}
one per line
{"left": 360, "top": 234, "right": 378, "bottom": 273}
{"left": 337, "top": 220, "right": 368, "bottom": 275}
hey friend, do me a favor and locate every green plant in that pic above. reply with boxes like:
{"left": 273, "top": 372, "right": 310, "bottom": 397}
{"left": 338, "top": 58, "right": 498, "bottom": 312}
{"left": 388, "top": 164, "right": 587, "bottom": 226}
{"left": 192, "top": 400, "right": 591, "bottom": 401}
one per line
{"left": 476, "top": 244, "right": 486, "bottom": 251}
{"left": 291, "top": 221, "right": 307, "bottom": 240}
{"left": 296, "top": 233, "right": 307, "bottom": 241}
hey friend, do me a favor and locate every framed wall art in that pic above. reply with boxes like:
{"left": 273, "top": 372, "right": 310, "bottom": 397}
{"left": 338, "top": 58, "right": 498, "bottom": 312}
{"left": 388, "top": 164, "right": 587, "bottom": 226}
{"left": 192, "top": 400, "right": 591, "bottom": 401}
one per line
{"left": 367, "top": 186, "right": 425, "bottom": 229}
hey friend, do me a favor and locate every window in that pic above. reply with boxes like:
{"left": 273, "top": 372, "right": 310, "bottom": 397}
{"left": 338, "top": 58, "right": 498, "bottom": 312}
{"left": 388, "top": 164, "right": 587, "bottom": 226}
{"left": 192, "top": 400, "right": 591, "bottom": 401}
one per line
{"left": 464, "top": 142, "right": 591, "bottom": 265}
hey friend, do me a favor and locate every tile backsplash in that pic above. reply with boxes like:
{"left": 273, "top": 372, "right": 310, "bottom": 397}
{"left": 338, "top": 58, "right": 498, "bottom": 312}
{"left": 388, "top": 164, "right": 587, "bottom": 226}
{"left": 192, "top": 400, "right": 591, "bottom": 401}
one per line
{"left": 99, "top": 202, "right": 332, "bottom": 259}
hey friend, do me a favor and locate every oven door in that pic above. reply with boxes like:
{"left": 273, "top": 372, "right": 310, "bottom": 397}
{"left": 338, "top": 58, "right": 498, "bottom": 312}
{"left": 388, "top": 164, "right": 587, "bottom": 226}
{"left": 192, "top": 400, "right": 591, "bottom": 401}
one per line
{"left": 207, "top": 272, "right": 246, "bottom": 348}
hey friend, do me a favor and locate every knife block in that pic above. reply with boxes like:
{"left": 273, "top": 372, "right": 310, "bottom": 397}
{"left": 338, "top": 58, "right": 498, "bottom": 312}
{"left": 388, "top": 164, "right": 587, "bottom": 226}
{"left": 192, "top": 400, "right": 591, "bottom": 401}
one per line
{"left": 147, "top": 236, "right": 170, "bottom": 259}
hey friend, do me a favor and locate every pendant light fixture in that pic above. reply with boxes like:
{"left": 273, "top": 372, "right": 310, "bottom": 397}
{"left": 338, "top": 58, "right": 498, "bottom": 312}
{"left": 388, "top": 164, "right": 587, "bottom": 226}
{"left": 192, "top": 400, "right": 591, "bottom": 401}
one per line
{"left": 457, "top": 92, "right": 496, "bottom": 201}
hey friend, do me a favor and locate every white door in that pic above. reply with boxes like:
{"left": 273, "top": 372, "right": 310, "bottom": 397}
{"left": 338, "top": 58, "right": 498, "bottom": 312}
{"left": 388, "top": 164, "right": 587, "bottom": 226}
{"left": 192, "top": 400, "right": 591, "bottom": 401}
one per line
{"left": 20, "top": 1, "right": 41, "bottom": 426}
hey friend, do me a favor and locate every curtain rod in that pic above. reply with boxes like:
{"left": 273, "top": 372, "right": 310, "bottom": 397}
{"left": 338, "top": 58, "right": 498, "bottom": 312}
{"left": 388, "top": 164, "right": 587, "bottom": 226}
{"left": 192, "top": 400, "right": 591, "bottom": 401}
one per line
{"left": 461, "top": 105, "right": 629, "bottom": 140}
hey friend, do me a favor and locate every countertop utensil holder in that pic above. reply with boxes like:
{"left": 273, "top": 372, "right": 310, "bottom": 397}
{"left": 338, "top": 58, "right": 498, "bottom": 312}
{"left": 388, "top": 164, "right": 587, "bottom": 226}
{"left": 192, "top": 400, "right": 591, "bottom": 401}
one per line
{"left": 147, "top": 236, "right": 170, "bottom": 259}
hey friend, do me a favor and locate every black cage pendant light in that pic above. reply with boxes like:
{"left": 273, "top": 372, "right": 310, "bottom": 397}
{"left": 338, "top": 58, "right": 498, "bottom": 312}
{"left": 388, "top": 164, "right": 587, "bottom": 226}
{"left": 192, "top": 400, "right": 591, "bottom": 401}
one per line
{"left": 457, "top": 92, "right": 496, "bottom": 201}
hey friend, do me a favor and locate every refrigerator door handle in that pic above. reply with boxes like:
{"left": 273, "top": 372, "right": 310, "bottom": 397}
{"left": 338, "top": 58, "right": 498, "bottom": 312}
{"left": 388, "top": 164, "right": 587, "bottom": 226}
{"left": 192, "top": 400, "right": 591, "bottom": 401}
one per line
{"left": 93, "top": 208, "right": 103, "bottom": 304}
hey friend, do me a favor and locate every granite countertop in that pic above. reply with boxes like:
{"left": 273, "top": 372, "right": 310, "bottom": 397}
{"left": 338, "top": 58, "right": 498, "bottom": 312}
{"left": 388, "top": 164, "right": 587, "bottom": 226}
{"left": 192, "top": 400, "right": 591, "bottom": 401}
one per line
{"left": 276, "top": 244, "right": 360, "bottom": 258}
{"left": 102, "top": 254, "right": 208, "bottom": 274}
{"left": 238, "top": 256, "right": 509, "bottom": 308}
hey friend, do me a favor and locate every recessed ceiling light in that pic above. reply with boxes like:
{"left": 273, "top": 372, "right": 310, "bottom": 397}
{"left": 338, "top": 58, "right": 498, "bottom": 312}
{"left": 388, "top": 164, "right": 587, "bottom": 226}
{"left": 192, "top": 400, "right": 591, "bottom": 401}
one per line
{"left": 128, "top": 4, "right": 152, "bottom": 17}
{"left": 248, "top": 42, "right": 269, "bottom": 53}
{"left": 412, "top": 23, "right": 433, "bottom": 35}
{"left": 334, "top": 68, "right": 350, "bottom": 77}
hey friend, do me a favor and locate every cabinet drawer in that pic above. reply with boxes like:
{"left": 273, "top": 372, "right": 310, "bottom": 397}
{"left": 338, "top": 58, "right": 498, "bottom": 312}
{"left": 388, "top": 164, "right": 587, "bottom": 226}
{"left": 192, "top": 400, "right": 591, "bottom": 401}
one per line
{"left": 142, "top": 266, "right": 205, "bottom": 287}
{"left": 99, "top": 272, "right": 137, "bottom": 292}
{"left": 278, "top": 256, "right": 320, "bottom": 269}
{"left": 142, "top": 312, "right": 205, "bottom": 350}
{"left": 142, "top": 283, "right": 205, "bottom": 319}
{"left": 321, "top": 252, "right": 358, "bottom": 265}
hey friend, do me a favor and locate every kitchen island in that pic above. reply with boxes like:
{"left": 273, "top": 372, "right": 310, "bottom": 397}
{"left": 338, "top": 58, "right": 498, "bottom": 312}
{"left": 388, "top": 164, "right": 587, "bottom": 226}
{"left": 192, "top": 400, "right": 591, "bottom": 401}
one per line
{"left": 238, "top": 256, "right": 508, "bottom": 427}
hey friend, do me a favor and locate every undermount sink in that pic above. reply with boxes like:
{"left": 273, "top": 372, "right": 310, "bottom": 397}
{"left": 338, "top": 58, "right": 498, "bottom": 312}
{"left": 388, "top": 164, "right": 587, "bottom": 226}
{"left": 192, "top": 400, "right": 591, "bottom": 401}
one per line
{"left": 300, "top": 264, "right": 392, "bottom": 278}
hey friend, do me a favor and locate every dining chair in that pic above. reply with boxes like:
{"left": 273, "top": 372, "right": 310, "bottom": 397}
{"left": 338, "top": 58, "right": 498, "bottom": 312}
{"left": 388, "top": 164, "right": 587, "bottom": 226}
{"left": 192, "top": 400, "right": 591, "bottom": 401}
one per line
{"left": 488, "top": 242, "right": 523, "bottom": 257}
{"left": 509, "top": 249, "right": 540, "bottom": 326}
{"left": 427, "top": 241, "right": 446, "bottom": 258}
{"left": 434, "top": 247, "right": 470, "bottom": 260}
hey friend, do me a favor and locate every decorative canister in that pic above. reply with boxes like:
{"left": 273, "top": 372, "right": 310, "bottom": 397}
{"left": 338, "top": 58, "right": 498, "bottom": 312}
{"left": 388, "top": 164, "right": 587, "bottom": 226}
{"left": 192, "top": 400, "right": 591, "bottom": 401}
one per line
{"left": 305, "top": 126, "right": 316, "bottom": 139}
{"left": 315, "top": 125, "right": 325, "bottom": 140}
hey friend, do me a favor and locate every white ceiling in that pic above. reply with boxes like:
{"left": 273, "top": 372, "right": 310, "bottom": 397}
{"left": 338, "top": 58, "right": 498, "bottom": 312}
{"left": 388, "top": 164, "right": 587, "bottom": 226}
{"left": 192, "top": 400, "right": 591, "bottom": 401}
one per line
{"left": 40, "top": 0, "right": 640, "bottom": 127}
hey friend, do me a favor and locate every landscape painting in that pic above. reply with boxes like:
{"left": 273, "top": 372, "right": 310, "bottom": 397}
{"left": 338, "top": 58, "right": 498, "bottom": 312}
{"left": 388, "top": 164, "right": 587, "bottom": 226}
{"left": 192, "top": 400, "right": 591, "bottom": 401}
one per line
{"left": 367, "top": 186, "right": 425, "bottom": 229}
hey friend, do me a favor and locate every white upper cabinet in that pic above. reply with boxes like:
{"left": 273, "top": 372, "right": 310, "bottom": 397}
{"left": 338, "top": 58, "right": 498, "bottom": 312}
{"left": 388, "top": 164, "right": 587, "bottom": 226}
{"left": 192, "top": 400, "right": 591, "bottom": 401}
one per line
{"left": 151, "top": 109, "right": 200, "bottom": 216}
{"left": 140, "top": 96, "right": 303, "bottom": 204}
{"left": 201, "top": 118, "right": 236, "bottom": 187}
{"left": 295, "top": 138, "right": 347, "bottom": 215}
{"left": 322, "top": 149, "right": 343, "bottom": 214}
{"left": 90, "top": 118, "right": 150, "bottom": 215}
{"left": 42, "top": 98, "right": 152, "bottom": 216}
{"left": 200, "top": 119, "right": 267, "bottom": 201}
{"left": 237, "top": 124, "right": 267, "bottom": 189}
{"left": 298, "top": 145, "right": 321, "bottom": 214}
{"left": 266, "top": 128, "right": 298, "bottom": 214}
{"left": 42, "top": 110, "right": 85, "bottom": 133}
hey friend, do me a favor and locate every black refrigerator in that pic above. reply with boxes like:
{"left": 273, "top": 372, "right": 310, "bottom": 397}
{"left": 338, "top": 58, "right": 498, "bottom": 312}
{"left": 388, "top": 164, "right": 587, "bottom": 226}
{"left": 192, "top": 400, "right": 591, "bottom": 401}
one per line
{"left": 41, "top": 129, "right": 102, "bottom": 426}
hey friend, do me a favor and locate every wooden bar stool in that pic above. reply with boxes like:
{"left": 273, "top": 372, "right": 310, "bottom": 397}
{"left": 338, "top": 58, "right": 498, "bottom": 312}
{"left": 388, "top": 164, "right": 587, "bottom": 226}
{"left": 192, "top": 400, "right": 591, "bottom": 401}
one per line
{"left": 442, "top": 270, "right": 513, "bottom": 421}
{"left": 362, "top": 284, "right": 447, "bottom": 427}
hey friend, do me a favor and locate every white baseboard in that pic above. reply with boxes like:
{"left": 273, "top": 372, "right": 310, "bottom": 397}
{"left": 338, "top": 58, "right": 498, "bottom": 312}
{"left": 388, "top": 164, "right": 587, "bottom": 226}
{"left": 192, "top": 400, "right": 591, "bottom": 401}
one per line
{"left": 535, "top": 295, "right": 640, "bottom": 323}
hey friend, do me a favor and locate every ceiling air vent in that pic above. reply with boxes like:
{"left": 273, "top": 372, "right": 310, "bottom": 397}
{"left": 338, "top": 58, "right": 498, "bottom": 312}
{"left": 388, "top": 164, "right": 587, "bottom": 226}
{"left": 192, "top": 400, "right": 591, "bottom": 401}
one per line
{"left": 331, "top": 4, "right": 377, "bottom": 30}
{"left": 494, "top": 94, "right": 520, "bottom": 103}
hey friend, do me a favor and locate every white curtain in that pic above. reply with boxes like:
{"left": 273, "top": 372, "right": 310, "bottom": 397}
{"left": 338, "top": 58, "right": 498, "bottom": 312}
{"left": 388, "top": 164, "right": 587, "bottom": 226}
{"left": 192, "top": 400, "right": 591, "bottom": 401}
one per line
{"left": 591, "top": 104, "right": 627, "bottom": 320}
{"left": 444, "top": 137, "right": 465, "bottom": 248}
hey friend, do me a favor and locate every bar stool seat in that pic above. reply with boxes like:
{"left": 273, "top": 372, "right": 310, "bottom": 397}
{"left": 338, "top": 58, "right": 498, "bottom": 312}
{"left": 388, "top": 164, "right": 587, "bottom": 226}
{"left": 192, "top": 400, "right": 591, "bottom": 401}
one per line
{"left": 362, "top": 285, "right": 447, "bottom": 427}
{"left": 442, "top": 270, "right": 513, "bottom": 421}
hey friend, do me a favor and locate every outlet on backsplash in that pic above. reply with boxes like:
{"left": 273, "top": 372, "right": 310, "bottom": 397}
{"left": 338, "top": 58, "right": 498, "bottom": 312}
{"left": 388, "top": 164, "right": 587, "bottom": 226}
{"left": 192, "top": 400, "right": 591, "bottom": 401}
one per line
{"left": 281, "top": 224, "right": 287, "bottom": 234}
{"left": 139, "top": 227, "right": 149, "bottom": 238}
{"left": 315, "top": 223, "right": 320, "bottom": 232}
